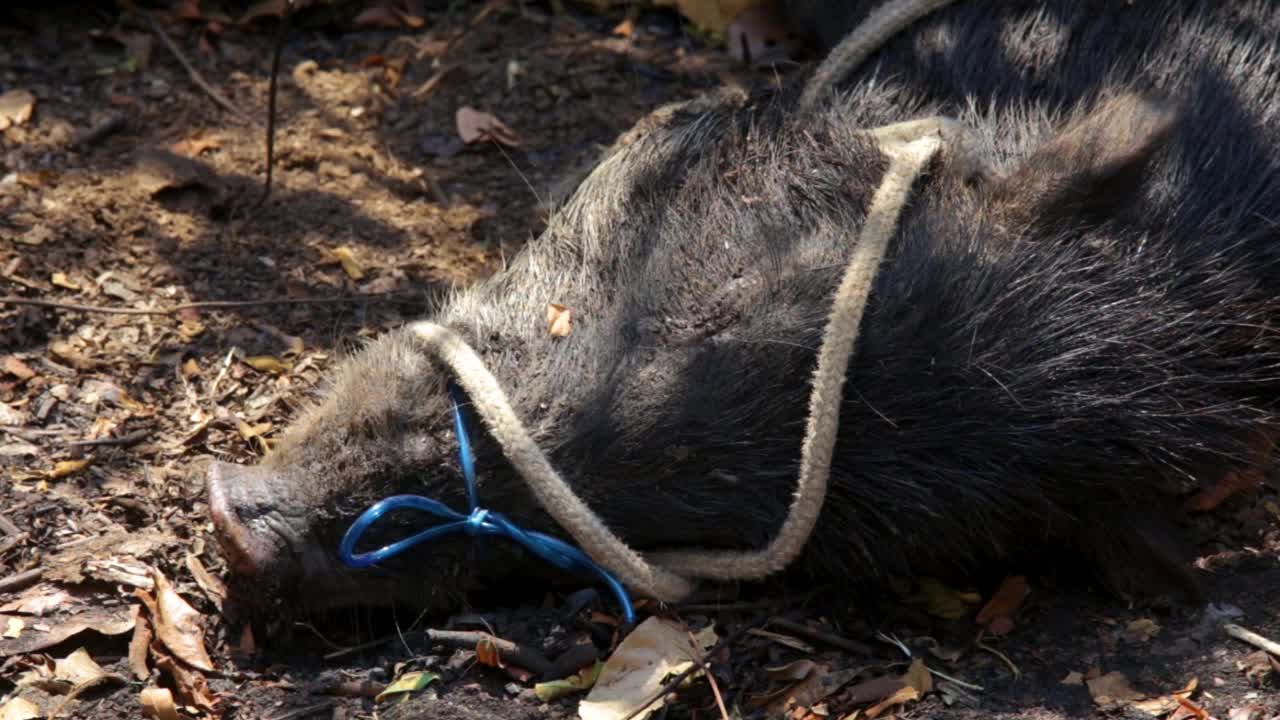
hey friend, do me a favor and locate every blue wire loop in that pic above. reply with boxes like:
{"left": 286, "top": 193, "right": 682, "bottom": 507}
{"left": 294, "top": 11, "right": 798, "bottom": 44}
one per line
{"left": 338, "top": 382, "right": 636, "bottom": 625}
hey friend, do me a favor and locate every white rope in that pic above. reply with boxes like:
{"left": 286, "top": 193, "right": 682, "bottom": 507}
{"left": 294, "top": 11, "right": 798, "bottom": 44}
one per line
{"left": 799, "top": 0, "right": 959, "bottom": 111}
{"left": 404, "top": 0, "right": 964, "bottom": 601}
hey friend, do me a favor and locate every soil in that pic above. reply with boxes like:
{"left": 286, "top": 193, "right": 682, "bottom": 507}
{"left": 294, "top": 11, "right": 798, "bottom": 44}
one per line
{"left": 1, "top": 2, "right": 1278, "bottom": 720}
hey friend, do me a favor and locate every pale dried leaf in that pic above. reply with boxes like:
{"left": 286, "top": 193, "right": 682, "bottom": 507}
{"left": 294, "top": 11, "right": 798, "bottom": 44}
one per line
{"left": 547, "top": 303, "right": 572, "bottom": 337}
{"left": 3, "top": 617, "right": 23, "bottom": 639}
{"left": 902, "top": 658, "right": 932, "bottom": 694}
{"left": 243, "top": 356, "right": 290, "bottom": 374}
{"left": 139, "top": 687, "right": 180, "bottom": 720}
{"left": 54, "top": 647, "right": 109, "bottom": 686}
{"left": 50, "top": 272, "right": 81, "bottom": 290}
{"left": 455, "top": 106, "right": 521, "bottom": 147}
{"left": 0, "top": 89, "right": 36, "bottom": 131}
{"left": 1087, "top": 671, "right": 1146, "bottom": 705}
{"left": 149, "top": 568, "right": 215, "bottom": 672}
{"left": 580, "top": 618, "right": 717, "bottom": 720}
{"left": 1124, "top": 618, "right": 1161, "bottom": 643}
{"left": 0, "top": 697, "right": 41, "bottom": 720}
{"left": 327, "top": 246, "right": 365, "bottom": 280}
{"left": 128, "top": 605, "right": 153, "bottom": 681}
{"left": 0, "top": 586, "right": 72, "bottom": 616}
{"left": 1061, "top": 671, "right": 1084, "bottom": 686}
{"left": 865, "top": 685, "right": 919, "bottom": 718}
{"left": 49, "top": 458, "right": 92, "bottom": 480}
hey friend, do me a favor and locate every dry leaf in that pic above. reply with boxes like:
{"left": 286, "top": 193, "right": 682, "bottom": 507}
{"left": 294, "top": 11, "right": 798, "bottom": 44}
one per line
{"left": 1061, "top": 671, "right": 1085, "bottom": 685}
{"left": 455, "top": 106, "right": 521, "bottom": 147}
{"left": 0, "top": 697, "right": 40, "bottom": 720}
{"left": 843, "top": 676, "right": 907, "bottom": 706}
{"left": 1124, "top": 618, "right": 1161, "bottom": 643}
{"left": 0, "top": 89, "right": 36, "bottom": 131}
{"left": 0, "top": 586, "right": 72, "bottom": 616}
{"left": 2, "top": 356, "right": 36, "bottom": 380}
{"left": 864, "top": 685, "right": 919, "bottom": 718}
{"left": 49, "top": 458, "right": 92, "bottom": 480}
{"left": 374, "top": 670, "right": 439, "bottom": 703}
{"left": 50, "top": 272, "right": 81, "bottom": 290}
{"left": 355, "top": 6, "right": 414, "bottom": 28}
{"left": 326, "top": 246, "right": 365, "bottom": 280}
{"left": 55, "top": 647, "right": 110, "bottom": 686}
{"left": 149, "top": 568, "right": 215, "bottom": 672}
{"left": 3, "top": 618, "right": 23, "bottom": 639}
{"left": 580, "top": 618, "right": 718, "bottom": 720}
{"left": 975, "top": 576, "right": 1028, "bottom": 635}
{"left": 475, "top": 635, "right": 504, "bottom": 668}
{"left": 170, "top": 133, "right": 222, "bottom": 157}
{"left": 902, "top": 658, "right": 932, "bottom": 694}
{"left": 653, "top": 0, "right": 754, "bottom": 34}
{"left": 1086, "top": 671, "right": 1146, "bottom": 706}
{"left": 0, "top": 605, "right": 135, "bottom": 658}
{"left": 139, "top": 687, "right": 180, "bottom": 720}
{"left": 547, "top": 303, "right": 572, "bottom": 337}
{"left": 128, "top": 606, "right": 153, "bottom": 681}
{"left": 897, "top": 577, "right": 981, "bottom": 620}
{"left": 1130, "top": 678, "right": 1198, "bottom": 716}
{"left": 535, "top": 661, "right": 602, "bottom": 702}
{"left": 243, "top": 356, "right": 290, "bottom": 374}
{"left": 152, "top": 648, "right": 218, "bottom": 714}
{"left": 180, "top": 358, "right": 201, "bottom": 378}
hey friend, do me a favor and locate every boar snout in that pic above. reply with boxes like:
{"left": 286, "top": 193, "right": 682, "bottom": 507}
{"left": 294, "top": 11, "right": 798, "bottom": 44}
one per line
{"left": 206, "top": 461, "right": 298, "bottom": 579}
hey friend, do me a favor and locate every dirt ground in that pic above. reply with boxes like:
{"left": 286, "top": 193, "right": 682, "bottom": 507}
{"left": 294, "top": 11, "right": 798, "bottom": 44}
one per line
{"left": 1, "top": 2, "right": 1279, "bottom": 719}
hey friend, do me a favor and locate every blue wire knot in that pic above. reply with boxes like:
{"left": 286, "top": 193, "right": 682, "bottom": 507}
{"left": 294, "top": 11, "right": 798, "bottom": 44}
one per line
{"left": 338, "top": 382, "right": 635, "bottom": 625}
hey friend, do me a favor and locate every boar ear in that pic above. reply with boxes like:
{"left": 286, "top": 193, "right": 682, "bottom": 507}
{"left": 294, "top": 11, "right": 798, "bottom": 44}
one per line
{"left": 992, "top": 94, "right": 1178, "bottom": 229}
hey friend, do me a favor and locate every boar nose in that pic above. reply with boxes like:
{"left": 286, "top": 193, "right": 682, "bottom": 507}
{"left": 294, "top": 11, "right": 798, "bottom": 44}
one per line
{"left": 206, "top": 460, "right": 286, "bottom": 577}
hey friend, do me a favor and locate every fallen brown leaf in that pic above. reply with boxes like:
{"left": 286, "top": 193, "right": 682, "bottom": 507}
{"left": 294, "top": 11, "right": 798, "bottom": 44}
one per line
{"left": 170, "top": 133, "right": 222, "bottom": 157}
{"left": 139, "top": 687, "right": 180, "bottom": 720}
{"left": 1124, "top": 618, "right": 1161, "bottom": 643}
{"left": 864, "top": 685, "right": 919, "bottom": 718}
{"left": 152, "top": 647, "right": 218, "bottom": 715}
{"left": 48, "top": 458, "right": 92, "bottom": 480}
{"left": 0, "top": 605, "right": 135, "bottom": 658}
{"left": 975, "top": 576, "right": 1028, "bottom": 636}
{"left": 50, "top": 272, "right": 81, "bottom": 290}
{"left": 2, "top": 356, "right": 36, "bottom": 380}
{"left": 128, "top": 605, "right": 153, "bottom": 681}
{"left": 902, "top": 658, "right": 932, "bottom": 694}
{"left": 0, "top": 89, "right": 36, "bottom": 131}
{"left": 0, "top": 696, "right": 40, "bottom": 720}
{"left": 148, "top": 568, "right": 215, "bottom": 672}
{"left": 455, "top": 106, "right": 521, "bottom": 147}
{"left": 547, "top": 303, "right": 572, "bottom": 337}
{"left": 1086, "top": 671, "right": 1146, "bottom": 705}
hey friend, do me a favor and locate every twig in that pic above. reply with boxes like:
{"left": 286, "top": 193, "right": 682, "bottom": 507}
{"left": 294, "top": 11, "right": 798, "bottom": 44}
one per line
{"left": 267, "top": 701, "right": 335, "bottom": 720}
{"left": 147, "top": 13, "right": 251, "bottom": 122}
{"left": 0, "top": 567, "right": 45, "bottom": 595}
{"left": 255, "top": 0, "right": 296, "bottom": 208}
{"left": 1224, "top": 623, "right": 1280, "bottom": 657}
{"left": 323, "top": 628, "right": 593, "bottom": 680}
{"left": 0, "top": 513, "right": 21, "bottom": 536}
{"left": 769, "top": 617, "right": 873, "bottom": 656}
{"left": 690, "top": 630, "right": 730, "bottom": 720}
{"left": 0, "top": 292, "right": 413, "bottom": 316}
{"left": 976, "top": 637, "right": 1020, "bottom": 679}
{"left": 72, "top": 112, "right": 127, "bottom": 149}
{"left": 0, "top": 534, "right": 28, "bottom": 556}
{"left": 619, "top": 614, "right": 769, "bottom": 720}
{"left": 68, "top": 429, "right": 151, "bottom": 449}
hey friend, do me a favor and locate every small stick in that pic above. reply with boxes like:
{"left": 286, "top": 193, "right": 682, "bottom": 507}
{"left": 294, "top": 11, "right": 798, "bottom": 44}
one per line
{"left": 1224, "top": 623, "right": 1280, "bottom": 657}
{"left": 0, "top": 513, "right": 20, "bottom": 536}
{"left": 72, "top": 112, "right": 127, "bottom": 149}
{"left": 68, "top": 429, "right": 151, "bottom": 449}
{"left": 0, "top": 567, "right": 44, "bottom": 595}
{"left": 690, "top": 630, "right": 730, "bottom": 720}
{"left": 255, "top": 0, "right": 296, "bottom": 208}
{"left": 147, "top": 14, "right": 251, "bottom": 122}
{"left": 769, "top": 617, "right": 873, "bottom": 656}
{"left": 0, "top": 292, "right": 413, "bottom": 316}
{"left": 267, "top": 701, "right": 335, "bottom": 720}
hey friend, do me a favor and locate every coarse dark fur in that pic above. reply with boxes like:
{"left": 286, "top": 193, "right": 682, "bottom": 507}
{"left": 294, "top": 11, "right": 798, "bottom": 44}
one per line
{"left": 207, "top": 0, "right": 1280, "bottom": 613}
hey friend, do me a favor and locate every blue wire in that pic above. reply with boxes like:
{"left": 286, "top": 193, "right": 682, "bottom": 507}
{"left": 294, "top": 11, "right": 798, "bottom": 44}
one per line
{"left": 338, "top": 382, "right": 636, "bottom": 625}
